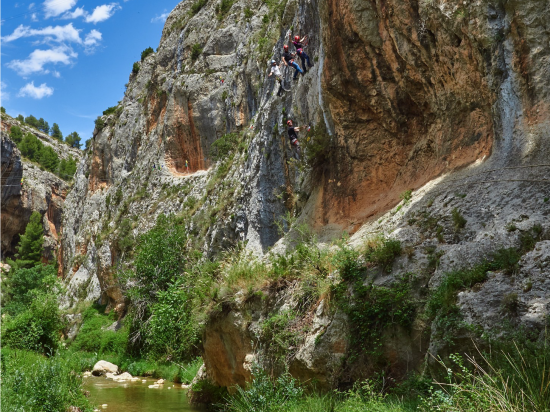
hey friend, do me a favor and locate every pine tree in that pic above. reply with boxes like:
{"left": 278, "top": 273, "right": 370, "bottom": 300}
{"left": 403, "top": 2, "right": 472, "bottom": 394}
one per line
{"left": 16, "top": 211, "right": 44, "bottom": 264}
{"left": 51, "top": 123, "right": 63, "bottom": 140}
{"left": 25, "top": 115, "right": 39, "bottom": 129}
{"left": 9, "top": 126, "right": 23, "bottom": 144}
{"left": 65, "top": 131, "right": 82, "bottom": 149}
{"left": 37, "top": 118, "right": 50, "bottom": 134}
{"left": 16, "top": 114, "right": 24, "bottom": 123}
{"left": 39, "top": 146, "right": 59, "bottom": 172}
{"left": 19, "top": 133, "right": 44, "bottom": 162}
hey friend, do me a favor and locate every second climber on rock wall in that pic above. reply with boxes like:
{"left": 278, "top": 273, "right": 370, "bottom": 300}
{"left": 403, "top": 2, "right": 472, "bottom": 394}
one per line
{"left": 286, "top": 119, "right": 302, "bottom": 157}
{"left": 268, "top": 59, "right": 286, "bottom": 96}
{"left": 282, "top": 45, "right": 304, "bottom": 80}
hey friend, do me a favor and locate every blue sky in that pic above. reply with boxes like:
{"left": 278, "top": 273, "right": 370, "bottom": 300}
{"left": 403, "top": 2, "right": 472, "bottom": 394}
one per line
{"left": 1, "top": 0, "right": 180, "bottom": 142}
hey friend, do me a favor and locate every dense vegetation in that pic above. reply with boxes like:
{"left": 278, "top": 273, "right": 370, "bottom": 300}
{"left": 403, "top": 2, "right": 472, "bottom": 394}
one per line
{"left": 3, "top": 111, "right": 82, "bottom": 148}
{"left": 9, "top": 126, "right": 78, "bottom": 181}
{"left": 2, "top": 210, "right": 549, "bottom": 412}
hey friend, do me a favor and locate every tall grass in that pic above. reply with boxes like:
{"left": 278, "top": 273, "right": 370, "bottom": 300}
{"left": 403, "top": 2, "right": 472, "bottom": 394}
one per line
{"left": 420, "top": 342, "right": 550, "bottom": 412}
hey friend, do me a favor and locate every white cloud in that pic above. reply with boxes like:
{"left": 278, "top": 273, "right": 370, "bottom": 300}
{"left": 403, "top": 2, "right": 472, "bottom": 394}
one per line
{"left": 31, "top": 13, "right": 39, "bottom": 21}
{"left": 18, "top": 81, "right": 54, "bottom": 99}
{"left": 1, "top": 81, "right": 10, "bottom": 102}
{"left": 2, "top": 23, "right": 81, "bottom": 44}
{"left": 52, "top": 70, "right": 61, "bottom": 77}
{"left": 8, "top": 46, "right": 77, "bottom": 76}
{"left": 61, "top": 6, "right": 86, "bottom": 19}
{"left": 85, "top": 3, "right": 120, "bottom": 24}
{"left": 83, "top": 29, "right": 102, "bottom": 52}
{"left": 29, "top": 3, "right": 36, "bottom": 9}
{"left": 43, "top": 0, "right": 78, "bottom": 18}
{"left": 151, "top": 12, "right": 169, "bottom": 23}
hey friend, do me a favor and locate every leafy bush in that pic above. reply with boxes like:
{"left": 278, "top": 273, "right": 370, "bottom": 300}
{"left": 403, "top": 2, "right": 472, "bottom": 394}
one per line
{"left": 1, "top": 349, "right": 92, "bottom": 412}
{"left": 211, "top": 132, "right": 240, "bottom": 160}
{"left": 141, "top": 46, "right": 154, "bottom": 61}
{"left": 400, "top": 190, "right": 412, "bottom": 204}
{"left": 19, "top": 132, "right": 44, "bottom": 162}
{"left": 190, "top": 0, "right": 207, "bottom": 15}
{"left": 451, "top": 208, "right": 467, "bottom": 230}
{"left": 39, "top": 146, "right": 59, "bottom": 172}
{"left": 143, "top": 279, "right": 200, "bottom": 361}
{"left": 58, "top": 156, "right": 77, "bottom": 180}
{"left": 303, "top": 123, "right": 332, "bottom": 177}
{"left": 9, "top": 125, "right": 23, "bottom": 143}
{"left": 132, "top": 61, "right": 140, "bottom": 74}
{"left": 102, "top": 105, "right": 119, "bottom": 116}
{"left": 2, "top": 264, "right": 57, "bottom": 316}
{"left": 364, "top": 237, "right": 402, "bottom": 273}
{"left": 215, "top": 0, "right": 234, "bottom": 20}
{"left": 2, "top": 292, "right": 64, "bottom": 354}
{"left": 191, "top": 43, "right": 203, "bottom": 60}
{"left": 122, "top": 214, "right": 216, "bottom": 361}
{"left": 244, "top": 7, "right": 253, "bottom": 19}
{"left": 94, "top": 116, "right": 105, "bottom": 131}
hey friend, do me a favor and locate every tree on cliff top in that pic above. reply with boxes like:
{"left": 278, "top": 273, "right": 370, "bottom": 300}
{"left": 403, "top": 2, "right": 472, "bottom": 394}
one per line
{"left": 51, "top": 123, "right": 63, "bottom": 141}
{"left": 16, "top": 211, "right": 44, "bottom": 265}
{"left": 65, "top": 131, "right": 82, "bottom": 149}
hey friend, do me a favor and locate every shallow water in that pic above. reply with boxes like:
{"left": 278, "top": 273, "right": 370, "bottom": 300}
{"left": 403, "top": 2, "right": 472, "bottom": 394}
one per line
{"left": 83, "top": 376, "right": 203, "bottom": 412}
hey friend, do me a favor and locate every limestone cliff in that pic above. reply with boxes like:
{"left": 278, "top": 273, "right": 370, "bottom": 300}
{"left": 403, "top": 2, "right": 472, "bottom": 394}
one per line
{"left": 1, "top": 115, "right": 82, "bottom": 264}
{"left": 58, "top": 0, "right": 550, "bottom": 392}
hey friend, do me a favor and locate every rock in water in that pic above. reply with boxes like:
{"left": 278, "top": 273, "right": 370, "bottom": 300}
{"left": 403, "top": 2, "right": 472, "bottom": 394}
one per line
{"left": 92, "top": 361, "right": 119, "bottom": 376}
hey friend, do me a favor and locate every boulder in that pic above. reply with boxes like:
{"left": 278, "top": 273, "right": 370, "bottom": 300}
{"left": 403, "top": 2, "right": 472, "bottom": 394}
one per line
{"left": 92, "top": 361, "right": 119, "bottom": 376}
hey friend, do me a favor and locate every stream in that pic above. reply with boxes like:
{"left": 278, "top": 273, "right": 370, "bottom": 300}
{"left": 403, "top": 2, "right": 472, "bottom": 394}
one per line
{"left": 83, "top": 376, "right": 204, "bottom": 412}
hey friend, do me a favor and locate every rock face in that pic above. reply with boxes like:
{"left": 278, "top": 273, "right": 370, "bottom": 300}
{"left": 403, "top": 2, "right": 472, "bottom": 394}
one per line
{"left": 56, "top": 0, "right": 550, "bottom": 394}
{"left": 1, "top": 116, "right": 81, "bottom": 263}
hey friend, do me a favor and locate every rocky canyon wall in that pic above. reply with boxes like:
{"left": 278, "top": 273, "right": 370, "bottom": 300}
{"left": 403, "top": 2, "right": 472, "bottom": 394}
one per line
{"left": 56, "top": 0, "right": 550, "bottom": 392}
{"left": 1, "top": 116, "right": 82, "bottom": 263}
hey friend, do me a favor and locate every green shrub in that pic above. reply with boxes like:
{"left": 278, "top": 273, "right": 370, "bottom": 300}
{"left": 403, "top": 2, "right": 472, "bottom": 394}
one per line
{"left": 1, "top": 349, "right": 92, "bottom": 412}
{"left": 190, "top": 0, "right": 207, "bottom": 15}
{"left": 364, "top": 237, "right": 402, "bottom": 273}
{"left": 303, "top": 124, "right": 332, "bottom": 177}
{"left": 211, "top": 132, "right": 239, "bottom": 160}
{"left": 94, "top": 116, "right": 105, "bottom": 131}
{"left": 132, "top": 61, "right": 140, "bottom": 74}
{"left": 143, "top": 279, "right": 200, "bottom": 361}
{"left": 71, "top": 304, "right": 128, "bottom": 355}
{"left": 141, "top": 47, "right": 154, "bottom": 61}
{"left": 2, "top": 264, "right": 57, "bottom": 316}
{"left": 244, "top": 7, "right": 253, "bottom": 19}
{"left": 426, "top": 264, "right": 488, "bottom": 318}
{"left": 102, "top": 105, "right": 119, "bottom": 116}
{"left": 191, "top": 43, "right": 203, "bottom": 61}
{"left": 451, "top": 208, "right": 467, "bottom": 230}
{"left": 215, "top": 0, "right": 234, "bottom": 20}
{"left": 400, "top": 190, "right": 412, "bottom": 204}
{"left": 2, "top": 292, "right": 64, "bottom": 354}
{"left": 38, "top": 146, "right": 59, "bottom": 172}
{"left": 122, "top": 214, "right": 216, "bottom": 361}
{"left": 18, "top": 132, "right": 44, "bottom": 162}
{"left": 58, "top": 156, "right": 77, "bottom": 180}
{"left": 9, "top": 125, "right": 23, "bottom": 143}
